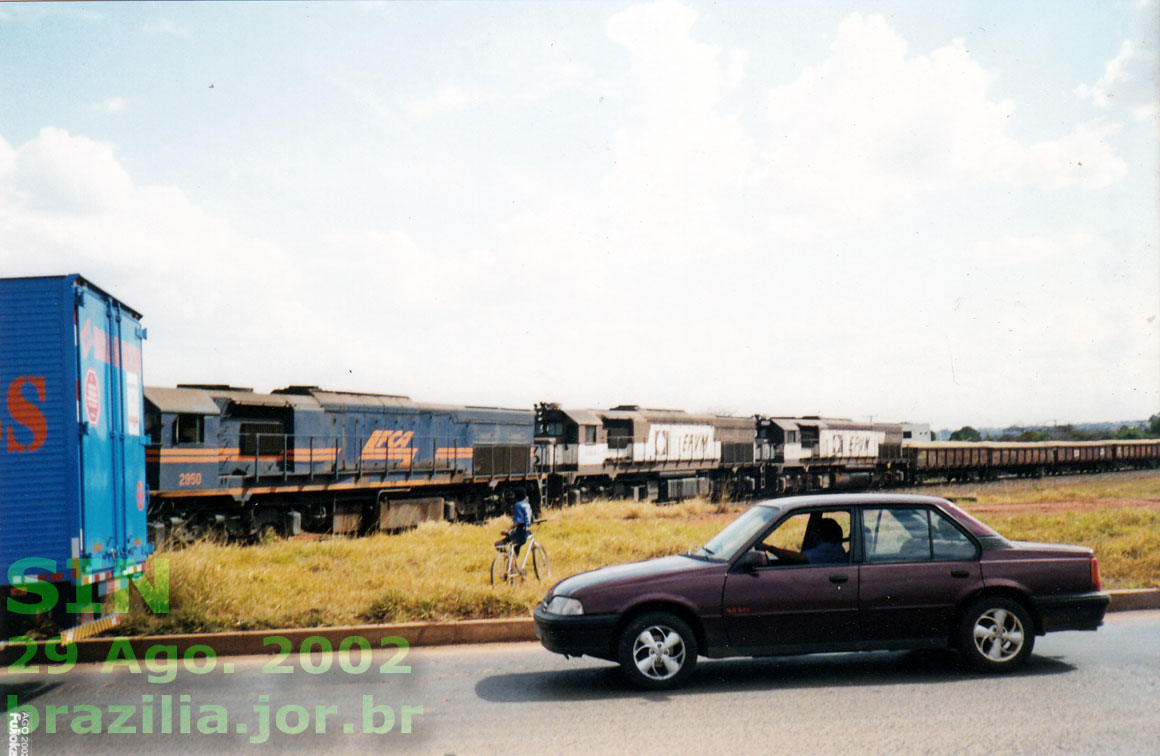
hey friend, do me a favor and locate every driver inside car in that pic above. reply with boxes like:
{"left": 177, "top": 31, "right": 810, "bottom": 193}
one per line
{"left": 764, "top": 517, "right": 848, "bottom": 565}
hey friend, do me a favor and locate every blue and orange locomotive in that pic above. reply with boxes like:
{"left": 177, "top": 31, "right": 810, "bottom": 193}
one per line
{"left": 144, "top": 385, "right": 539, "bottom": 542}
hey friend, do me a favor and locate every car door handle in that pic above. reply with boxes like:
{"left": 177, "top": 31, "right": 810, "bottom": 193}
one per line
{"left": 829, "top": 574, "right": 849, "bottom": 584}
{"left": 950, "top": 570, "right": 970, "bottom": 578}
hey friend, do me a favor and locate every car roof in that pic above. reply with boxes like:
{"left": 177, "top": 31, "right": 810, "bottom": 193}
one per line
{"left": 754, "top": 493, "right": 953, "bottom": 510}
{"left": 753, "top": 493, "right": 999, "bottom": 537}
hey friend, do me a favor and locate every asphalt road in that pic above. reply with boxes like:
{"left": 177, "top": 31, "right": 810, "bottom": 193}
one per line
{"left": 5, "top": 610, "right": 1159, "bottom": 756}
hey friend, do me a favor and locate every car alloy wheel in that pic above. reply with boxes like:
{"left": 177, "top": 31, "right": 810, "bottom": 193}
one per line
{"left": 617, "top": 612, "right": 697, "bottom": 690}
{"left": 973, "top": 608, "right": 1024, "bottom": 661}
{"left": 957, "top": 597, "right": 1035, "bottom": 671}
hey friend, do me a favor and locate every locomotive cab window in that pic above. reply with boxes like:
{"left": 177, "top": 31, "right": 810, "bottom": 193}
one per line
{"left": 537, "top": 421, "right": 564, "bottom": 437}
{"left": 584, "top": 425, "right": 597, "bottom": 444}
{"left": 175, "top": 414, "right": 204, "bottom": 444}
{"left": 145, "top": 408, "right": 162, "bottom": 444}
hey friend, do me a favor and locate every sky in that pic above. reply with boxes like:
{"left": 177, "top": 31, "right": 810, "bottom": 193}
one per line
{"left": 0, "top": 0, "right": 1157, "bottom": 430}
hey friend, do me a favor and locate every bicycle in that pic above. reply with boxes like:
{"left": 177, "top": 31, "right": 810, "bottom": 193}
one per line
{"left": 490, "top": 529, "right": 550, "bottom": 585}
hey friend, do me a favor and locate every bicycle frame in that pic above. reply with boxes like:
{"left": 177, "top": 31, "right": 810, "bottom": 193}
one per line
{"left": 491, "top": 528, "right": 549, "bottom": 584}
{"left": 504, "top": 533, "right": 536, "bottom": 577}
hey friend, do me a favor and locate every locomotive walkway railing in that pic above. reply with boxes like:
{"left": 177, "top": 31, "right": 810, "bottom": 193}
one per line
{"left": 236, "top": 432, "right": 537, "bottom": 483}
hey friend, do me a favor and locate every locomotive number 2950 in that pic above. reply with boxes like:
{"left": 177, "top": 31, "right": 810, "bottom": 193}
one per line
{"left": 178, "top": 472, "right": 203, "bottom": 486}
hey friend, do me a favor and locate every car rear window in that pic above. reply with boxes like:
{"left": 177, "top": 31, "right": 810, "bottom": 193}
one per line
{"left": 863, "top": 507, "right": 979, "bottom": 562}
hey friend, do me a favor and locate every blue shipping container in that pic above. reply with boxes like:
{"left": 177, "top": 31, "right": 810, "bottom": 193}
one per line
{"left": 1, "top": 274, "right": 152, "bottom": 592}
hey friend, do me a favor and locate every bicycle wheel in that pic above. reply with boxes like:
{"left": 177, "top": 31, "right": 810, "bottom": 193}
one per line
{"left": 490, "top": 552, "right": 510, "bottom": 585}
{"left": 531, "top": 542, "right": 551, "bottom": 580}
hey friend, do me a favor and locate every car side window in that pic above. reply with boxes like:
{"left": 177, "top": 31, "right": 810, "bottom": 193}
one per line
{"left": 863, "top": 507, "right": 931, "bottom": 563}
{"left": 930, "top": 509, "right": 979, "bottom": 560}
{"left": 759, "top": 510, "right": 851, "bottom": 566}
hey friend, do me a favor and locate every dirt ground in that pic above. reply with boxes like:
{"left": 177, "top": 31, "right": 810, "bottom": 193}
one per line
{"left": 962, "top": 497, "right": 1160, "bottom": 516}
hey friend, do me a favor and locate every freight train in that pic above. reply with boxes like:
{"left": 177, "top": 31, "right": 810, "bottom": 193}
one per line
{"left": 143, "top": 389, "right": 1160, "bottom": 542}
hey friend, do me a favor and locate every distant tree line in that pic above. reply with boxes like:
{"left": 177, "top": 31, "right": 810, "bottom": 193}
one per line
{"left": 948, "top": 414, "right": 1160, "bottom": 442}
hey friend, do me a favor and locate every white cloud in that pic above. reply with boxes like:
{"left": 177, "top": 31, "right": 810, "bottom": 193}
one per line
{"left": 144, "top": 18, "right": 190, "bottom": 39}
{"left": 939, "top": 279, "right": 1157, "bottom": 426}
{"left": 600, "top": 0, "right": 754, "bottom": 232}
{"left": 758, "top": 13, "right": 1127, "bottom": 237}
{"left": 331, "top": 76, "right": 416, "bottom": 134}
{"left": 971, "top": 233, "right": 1098, "bottom": 265}
{"left": 1017, "top": 121, "right": 1126, "bottom": 188}
{"left": 939, "top": 226, "right": 1156, "bottom": 424}
{"left": 1076, "top": 39, "right": 1159, "bottom": 122}
{"left": 407, "top": 83, "right": 495, "bottom": 118}
{"left": 519, "top": 60, "right": 595, "bottom": 102}
{"left": 0, "top": 128, "right": 300, "bottom": 386}
{"left": 725, "top": 49, "right": 747, "bottom": 89}
{"left": 0, "top": 134, "right": 15, "bottom": 176}
{"left": 316, "top": 228, "right": 485, "bottom": 311}
{"left": 91, "top": 97, "right": 128, "bottom": 114}
{"left": 6, "top": 127, "right": 133, "bottom": 213}
{"left": 405, "top": 39, "right": 593, "bottom": 118}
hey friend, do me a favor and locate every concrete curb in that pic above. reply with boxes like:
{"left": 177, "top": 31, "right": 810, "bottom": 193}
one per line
{"left": 1107, "top": 588, "right": 1160, "bottom": 612}
{"left": 79, "top": 617, "right": 541, "bottom": 663}
{"left": 4, "top": 589, "right": 1156, "bottom": 666}
{"left": 2, "top": 617, "right": 538, "bottom": 666}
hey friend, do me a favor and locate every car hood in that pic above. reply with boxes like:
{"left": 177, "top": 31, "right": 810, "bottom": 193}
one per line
{"left": 552, "top": 554, "right": 714, "bottom": 597}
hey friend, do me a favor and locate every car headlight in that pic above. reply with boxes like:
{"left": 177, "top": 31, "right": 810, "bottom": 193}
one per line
{"left": 543, "top": 595, "right": 584, "bottom": 616}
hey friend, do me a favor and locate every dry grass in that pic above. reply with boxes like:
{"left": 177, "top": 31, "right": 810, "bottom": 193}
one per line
{"left": 120, "top": 498, "right": 737, "bottom": 635}
{"left": 906, "top": 469, "right": 1160, "bottom": 507}
{"left": 969, "top": 507, "right": 1160, "bottom": 590}
{"left": 119, "top": 479, "right": 1160, "bottom": 635}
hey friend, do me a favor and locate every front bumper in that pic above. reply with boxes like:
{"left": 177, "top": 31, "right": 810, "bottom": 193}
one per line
{"left": 1032, "top": 591, "right": 1111, "bottom": 632}
{"left": 533, "top": 605, "right": 620, "bottom": 660}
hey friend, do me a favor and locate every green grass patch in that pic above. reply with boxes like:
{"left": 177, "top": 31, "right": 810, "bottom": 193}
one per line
{"left": 119, "top": 488, "right": 1159, "bottom": 635}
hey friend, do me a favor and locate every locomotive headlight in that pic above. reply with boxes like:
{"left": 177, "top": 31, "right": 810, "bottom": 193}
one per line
{"left": 544, "top": 595, "right": 584, "bottom": 616}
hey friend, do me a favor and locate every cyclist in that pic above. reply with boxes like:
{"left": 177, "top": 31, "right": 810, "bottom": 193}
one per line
{"left": 494, "top": 487, "right": 535, "bottom": 562}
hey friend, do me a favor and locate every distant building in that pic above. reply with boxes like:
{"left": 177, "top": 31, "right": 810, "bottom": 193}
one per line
{"left": 901, "top": 422, "right": 932, "bottom": 443}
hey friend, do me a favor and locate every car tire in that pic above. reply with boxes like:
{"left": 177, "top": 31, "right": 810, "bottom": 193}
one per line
{"left": 616, "top": 611, "right": 697, "bottom": 690}
{"left": 956, "top": 596, "right": 1035, "bottom": 672}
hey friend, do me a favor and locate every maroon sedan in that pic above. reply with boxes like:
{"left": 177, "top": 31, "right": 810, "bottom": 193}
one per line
{"left": 534, "top": 494, "right": 1109, "bottom": 689}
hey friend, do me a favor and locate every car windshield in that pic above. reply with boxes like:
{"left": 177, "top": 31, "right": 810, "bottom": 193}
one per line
{"left": 694, "top": 505, "right": 781, "bottom": 561}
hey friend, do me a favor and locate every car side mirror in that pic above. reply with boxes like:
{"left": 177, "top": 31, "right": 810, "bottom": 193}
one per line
{"left": 736, "top": 549, "right": 768, "bottom": 573}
